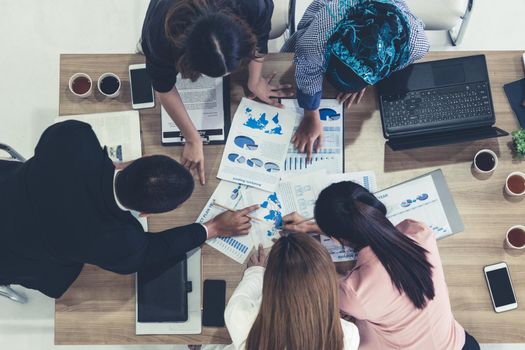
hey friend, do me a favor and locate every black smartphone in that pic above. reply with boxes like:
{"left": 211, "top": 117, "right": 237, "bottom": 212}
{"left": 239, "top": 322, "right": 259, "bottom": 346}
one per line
{"left": 202, "top": 279, "right": 226, "bottom": 327}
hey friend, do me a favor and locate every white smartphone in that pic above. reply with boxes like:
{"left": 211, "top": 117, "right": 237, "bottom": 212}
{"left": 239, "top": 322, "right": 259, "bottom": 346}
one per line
{"left": 484, "top": 262, "right": 518, "bottom": 313}
{"left": 129, "top": 63, "right": 155, "bottom": 109}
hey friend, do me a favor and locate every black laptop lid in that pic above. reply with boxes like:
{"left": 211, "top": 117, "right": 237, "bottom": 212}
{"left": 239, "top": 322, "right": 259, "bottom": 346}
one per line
{"left": 377, "top": 55, "right": 489, "bottom": 95}
{"left": 137, "top": 256, "right": 190, "bottom": 323}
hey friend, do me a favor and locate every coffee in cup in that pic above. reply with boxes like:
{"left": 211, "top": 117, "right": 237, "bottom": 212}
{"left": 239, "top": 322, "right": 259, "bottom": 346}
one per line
{"left": 473, "top": 149, "right": 498, "bottom": 174}
{"left": 69, "top": 73, "right": 92, "bottom": 98}
{"left": 506, "top": 225, "right": 525, "bottom": 249}
{"left": 505, "top": 171, "right": 525, "bottom": 196}
{"left": 98, "top": 73, "right": 121, "bottom": 98}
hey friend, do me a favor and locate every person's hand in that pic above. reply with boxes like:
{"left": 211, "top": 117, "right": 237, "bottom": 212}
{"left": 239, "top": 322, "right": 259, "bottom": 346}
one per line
{"left": 181, "top": 139, "right": 205, "bottom": 185}
{"left": 247, "top": 244, "right": 267, "bottom": 268}
{"left": 337, "top": 88, "right": 366, "bottom": 109}
{"left": 291, "top": 109, "right": 323, "bottom": 161}
{"left": 248, "top": 71, "right": 293, "bottom": 108}
{"left": 204, "top": 204, "right": 260, "bottom": 239}
{"left": 188, "top": 346, "right": 201, "bottom": 350}
{"left": 282, "top": 212, "right": 322, "bottom": 234}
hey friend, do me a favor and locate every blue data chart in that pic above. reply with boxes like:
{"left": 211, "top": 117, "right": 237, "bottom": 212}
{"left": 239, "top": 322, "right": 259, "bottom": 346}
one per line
{"left": 219, "top": 237, "right": 249, "bottom": 254}
{"left": 400, "top": 193, "right": 429, "bottom": 208}
{"left": 247, "top": 158, "right": 263, "bottom": 168}
{"left": 234, "top": 135, "right": 258, "bottom": 150}
{"left": 243, "top": 107, "right": 283, "bottom": 135}
{"left": 260, "top": 192, "right": 283, "bottom": 237}
{"left": 228, "top": 153, "right": 246, "bottom": 164}
{"left": 264, "top": 162, "right": 280, "bottom": 173}
{"left": 319, "top": 108, "right": 341, "bottom": 121}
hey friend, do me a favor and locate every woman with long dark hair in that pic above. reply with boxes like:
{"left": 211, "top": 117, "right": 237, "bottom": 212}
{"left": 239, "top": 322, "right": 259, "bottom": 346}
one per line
{"left": 283, "top": 181, "right": 480, "bottom": 350}
{"left": 141, "top": 0, "right": 291, "bottom": 185}
{"left": 200, "top": 236, "right": 359, "bottom": 350}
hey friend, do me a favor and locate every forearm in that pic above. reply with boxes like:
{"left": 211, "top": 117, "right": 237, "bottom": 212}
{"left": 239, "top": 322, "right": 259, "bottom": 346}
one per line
{"left": 157, "top": 87, "right": 200, "bottom": 142}
{"left": 247, "top": 57, "right": 264, "bottom": 90}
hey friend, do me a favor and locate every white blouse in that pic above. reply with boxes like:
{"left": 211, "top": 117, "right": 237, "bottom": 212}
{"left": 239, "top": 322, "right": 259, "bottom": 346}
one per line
{"left": 202, "top": 266, "right": 360, "bottom": 350}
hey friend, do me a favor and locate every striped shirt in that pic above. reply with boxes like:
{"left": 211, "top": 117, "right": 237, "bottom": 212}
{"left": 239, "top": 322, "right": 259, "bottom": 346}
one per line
{"left": 281, "top": 0, "right": 430, "bottom": 110}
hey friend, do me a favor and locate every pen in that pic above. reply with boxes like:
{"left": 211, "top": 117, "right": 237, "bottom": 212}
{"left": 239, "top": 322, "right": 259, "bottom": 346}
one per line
{"left": 211, "top": 201, "right": 264, "bottom": 223}
{"left": 278, "top": 216, "right": 315, "bottom": 230}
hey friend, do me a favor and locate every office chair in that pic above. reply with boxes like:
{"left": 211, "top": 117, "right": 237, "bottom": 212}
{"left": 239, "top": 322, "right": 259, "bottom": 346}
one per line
{"left": 406, "top": 0, "right": 474, "bottom": 46}
{"left": 269, "top": 0, "right": 296, "bottom": 40}
{"left": 0, "top": 143, "right": 28, "bottom": 304}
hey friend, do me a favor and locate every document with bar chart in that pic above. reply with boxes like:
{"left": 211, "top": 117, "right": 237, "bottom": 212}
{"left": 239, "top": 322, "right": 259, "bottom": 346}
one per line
{"left": 281, "top": 99, "right": 344, "bottom": 174}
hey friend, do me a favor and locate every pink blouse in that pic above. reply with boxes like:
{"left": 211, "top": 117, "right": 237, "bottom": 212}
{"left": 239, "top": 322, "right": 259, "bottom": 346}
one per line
{"left": 339, "top": 219, "right": 465, "bottom": 350}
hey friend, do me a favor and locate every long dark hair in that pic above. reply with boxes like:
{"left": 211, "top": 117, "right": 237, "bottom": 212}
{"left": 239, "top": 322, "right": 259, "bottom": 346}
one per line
{"left": 246, "top": 234, "right": 344, "bottom": 350}
{"left": 164, "top": 0, "right": 257, "bottom": 81}
{"left": 314, "top": 181, "right": 435, "bottom": 309}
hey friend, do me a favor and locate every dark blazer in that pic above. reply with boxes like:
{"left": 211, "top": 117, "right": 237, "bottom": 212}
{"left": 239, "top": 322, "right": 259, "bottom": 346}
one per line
{"left": 0, "top": 120, "right": 206, "bottom": 298}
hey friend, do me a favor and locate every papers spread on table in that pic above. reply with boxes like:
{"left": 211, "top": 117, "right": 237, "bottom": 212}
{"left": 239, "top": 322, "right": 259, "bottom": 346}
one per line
{"left": 162, "top": 75, "right": 227, "bottom": 144}
{"left": 197, "top": 180, "right": 283, "bottom": 264}
{"left": 376, "top": 171, "right": 461, "bottom": 239}
{"left": 217, "top": 98, "right": 298, "bottom": 192}
{"left": 55, "top": 110, "right": 147, "bottom": 230}
{"left": 279, "top": 170, "right": 377, "bottom": 262}
{"left": 281, "top": 99, "right": 344, "bottom": 174}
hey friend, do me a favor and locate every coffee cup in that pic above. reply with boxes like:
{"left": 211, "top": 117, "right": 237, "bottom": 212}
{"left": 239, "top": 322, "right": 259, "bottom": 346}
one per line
{"left": 69, "top": 73, "right": 92, "bottom": 98}
{"left": 506, "top": 225, "right": 525, "bottom": 249}
{"left": 97, "top": 72, "right": 121, "bottom": 98}
{"left": 473, "top": 149, "right": 498, "bottom": 174}
{"left": 505, "top": 171, "right": 525, "bottom": 196}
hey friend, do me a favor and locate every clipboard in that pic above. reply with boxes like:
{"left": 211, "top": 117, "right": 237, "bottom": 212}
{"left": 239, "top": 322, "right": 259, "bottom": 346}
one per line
{"left": 376, "top": 169, "right": 464, "bottom": 239}
{"left": 161, "top": 76, "right": 231, "bottom": 145}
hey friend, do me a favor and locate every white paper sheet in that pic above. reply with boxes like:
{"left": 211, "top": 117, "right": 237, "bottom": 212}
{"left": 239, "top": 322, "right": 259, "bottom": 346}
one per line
{"left": 198, "top": 180, "right": 283, "bottom": 264}
{"left": 162, "top": 75, "right": 225, "bottom": 143}
{"left": 279, "top": 170, "right": 377, "bottom": 262}
{"left": 376, "top": 174, "right": 452, "bottom": 238}
{"left": 217, "top": 98, "right": 298, "bottom": 192}
{"left": 55, "top": 110, "right": 147, "bottom": 230}
{"left": 281, "top": 99, "right": 344, "bottom": 174}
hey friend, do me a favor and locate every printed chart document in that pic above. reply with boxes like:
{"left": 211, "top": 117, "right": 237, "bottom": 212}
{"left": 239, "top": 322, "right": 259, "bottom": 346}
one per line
{"left": 281, "top": 99, "right": 344, "bottom": 174}
{"left": 197, "top": 180, "right": 283, "bottom": 264}
{"left": 217, "top": 98, "right": 298, "bottom": 192}
{"left": 55, "top": 111, "right": 147, "bottom": 230}
{"left": 162, "top": 75, "right": 228, "bottom": 144}
{"left": 376, "top": 170, "right": 463, "bottom": 239}
{"left": 279, "top": 170, "right": 377, "bottom": 261}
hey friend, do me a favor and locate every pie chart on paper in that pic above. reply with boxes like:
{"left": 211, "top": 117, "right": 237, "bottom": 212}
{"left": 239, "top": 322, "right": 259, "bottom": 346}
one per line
{"left": 319, "top": 108, "right": 341, "bottom": 121}
{"left": 234, "top": 135, "right": 259, "bottom": 150}
{"left": 264, "top": 162, "right": 280, "bottom": 173}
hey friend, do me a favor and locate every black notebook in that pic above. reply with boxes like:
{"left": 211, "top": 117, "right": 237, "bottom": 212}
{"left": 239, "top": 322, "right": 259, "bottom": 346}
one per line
{"left": 137, "top": 256, "right": 192, "bottom": 323}
{"left": 503, "top": 78, "right": 525, "bottom": 128}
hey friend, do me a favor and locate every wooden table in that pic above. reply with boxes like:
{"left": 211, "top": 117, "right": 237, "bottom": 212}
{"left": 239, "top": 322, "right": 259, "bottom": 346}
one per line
{"left": 56, "top": 52, "right": 525, "bottom": 344}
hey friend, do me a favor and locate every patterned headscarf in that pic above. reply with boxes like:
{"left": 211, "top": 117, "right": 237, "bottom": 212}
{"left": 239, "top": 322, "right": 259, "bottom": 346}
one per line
{"left": 325, "top": 0, "right": 411, "bottom": 92}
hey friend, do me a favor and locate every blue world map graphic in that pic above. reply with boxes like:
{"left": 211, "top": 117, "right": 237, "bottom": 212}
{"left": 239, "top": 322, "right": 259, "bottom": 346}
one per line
{"left": 243, "top": 107, "right": 283, "bottom": 135}
{"left": 260, "top": 192, "right": 283, "bottom": 237}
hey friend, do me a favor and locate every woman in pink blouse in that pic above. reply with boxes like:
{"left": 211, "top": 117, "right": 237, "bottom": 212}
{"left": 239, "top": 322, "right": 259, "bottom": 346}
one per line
{"left": 283, "top": 181, "right": 480, "bottom": 350}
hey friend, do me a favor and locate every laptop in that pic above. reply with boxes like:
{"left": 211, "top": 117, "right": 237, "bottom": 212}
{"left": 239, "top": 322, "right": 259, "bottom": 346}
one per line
{"left": 377, "top": 55, "right": 508, "bottom": 150}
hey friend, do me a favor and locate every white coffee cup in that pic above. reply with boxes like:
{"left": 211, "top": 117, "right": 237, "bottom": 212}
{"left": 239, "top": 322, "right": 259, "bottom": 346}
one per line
{"left": 505, "top": 225, "right": 525, "bottom": 249}
{"left": 505, "top": 171, "right": 525, "bottom": 196}
{"left": 68, "top": 73, "right": 92, "bottom": 98}
{"left": 473, "top": 149, "right": 498, "bottom": 174}
{"left": 97, "top": 72, "right": 121, "bottom": 98}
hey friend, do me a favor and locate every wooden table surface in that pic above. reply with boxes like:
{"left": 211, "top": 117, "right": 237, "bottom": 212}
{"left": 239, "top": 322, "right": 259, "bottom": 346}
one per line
{"left": 56, "top": 52, "right": 525, "bottom": 345}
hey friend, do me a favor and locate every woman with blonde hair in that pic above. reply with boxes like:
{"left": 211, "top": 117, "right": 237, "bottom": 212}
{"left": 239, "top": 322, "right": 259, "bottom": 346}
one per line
{"left": 200, "top": 234, "right": 359, "bottom": 350}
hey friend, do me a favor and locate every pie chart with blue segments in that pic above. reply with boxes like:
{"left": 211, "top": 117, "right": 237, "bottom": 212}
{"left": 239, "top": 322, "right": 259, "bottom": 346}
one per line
{"left": 234, "top": 135, "right": 258, "bottom": 150}
{"left": 319, "top": 108, "right": 341, "bottom": 121}
{"left": 264, "top": 162, "right": 280, "bottom": 173}
{"left": 247, "top": 158, "right": 263, "bottom": 167}
{"left": 228, "top": 153, "right": 246, "bottom": 163}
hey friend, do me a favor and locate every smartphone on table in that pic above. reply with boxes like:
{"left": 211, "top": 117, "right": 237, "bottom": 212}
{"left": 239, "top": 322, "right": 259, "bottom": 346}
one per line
{"left": 129, "top": 63, "right": 155, "bottom": 109}
{"left": 202, "top": 279, "right": 226, "bottom": 327}
{"left": 484, "top": 262, "right": 518, "bottom": 313}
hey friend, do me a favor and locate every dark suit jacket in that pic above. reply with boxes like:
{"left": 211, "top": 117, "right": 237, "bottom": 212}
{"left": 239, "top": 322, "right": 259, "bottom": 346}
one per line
{"left": 0, "top": 120, "right": 206, "bottom": 298}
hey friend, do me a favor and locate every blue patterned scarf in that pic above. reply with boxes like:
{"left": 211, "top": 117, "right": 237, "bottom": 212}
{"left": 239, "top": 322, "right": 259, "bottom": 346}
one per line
{"left": 325, "top": 0, "right": 411, "bottom": 92}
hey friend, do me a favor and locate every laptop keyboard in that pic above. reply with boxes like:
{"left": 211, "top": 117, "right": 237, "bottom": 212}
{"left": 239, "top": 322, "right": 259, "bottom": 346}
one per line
{"left": 381, "top": 82, "right": 493, "bottom": 130}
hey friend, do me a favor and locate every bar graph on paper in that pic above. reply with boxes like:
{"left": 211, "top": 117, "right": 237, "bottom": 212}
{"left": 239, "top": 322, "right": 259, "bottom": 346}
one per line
{"left": 281, "top": 99, "right": 344, "bottom": 174}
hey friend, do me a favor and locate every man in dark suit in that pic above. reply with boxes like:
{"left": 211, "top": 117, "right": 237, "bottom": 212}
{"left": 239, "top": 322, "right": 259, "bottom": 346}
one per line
{"left": 0, "top": 120, "right": 256, "bottom": 298}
